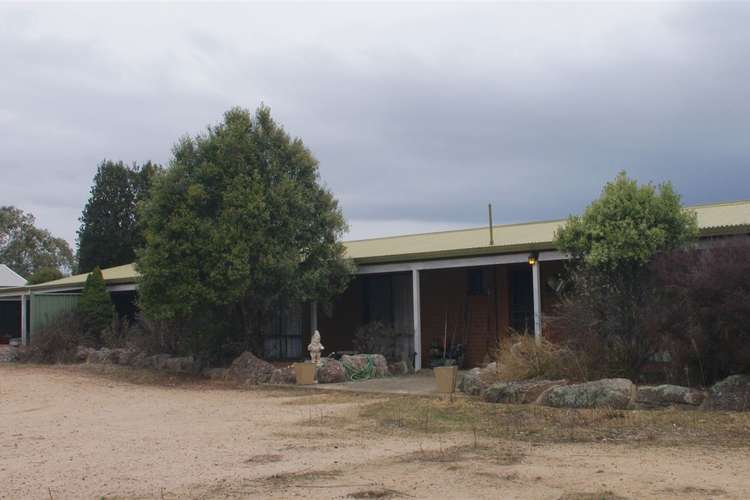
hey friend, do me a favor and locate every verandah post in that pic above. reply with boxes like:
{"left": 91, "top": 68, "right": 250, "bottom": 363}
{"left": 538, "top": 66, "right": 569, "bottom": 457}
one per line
{"left": 20, "top": 293, "right": 27, "bottom": 346}
{"left": 412, "top": 268, "right": 421, "bottom": 370}
{"left": 532, "top": 259, "right": 542, "bottom": 343}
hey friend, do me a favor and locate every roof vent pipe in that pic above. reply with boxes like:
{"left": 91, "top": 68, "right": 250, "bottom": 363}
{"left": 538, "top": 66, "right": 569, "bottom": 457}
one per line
{"left": 488, "top": 203, "right": 494, "bottom": 246}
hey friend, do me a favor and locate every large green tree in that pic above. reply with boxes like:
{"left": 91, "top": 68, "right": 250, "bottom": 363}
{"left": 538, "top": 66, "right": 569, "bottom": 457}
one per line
{"left": 0, "top": 206, "right": 74, "bottom": 277}
{"left": 77, "top": 160, "right": 160, "bottom": 273}
{"left": 26, "top": 267, "right": 64, "bottom": 285}
{"left": 137, "top": 106, "right": 353, "bottom": 356}
{"left": 553, "top": 172, "right": 699, "bottom": 379}
{"left": 556, "top": 171, "right": 698, "bottom": 274}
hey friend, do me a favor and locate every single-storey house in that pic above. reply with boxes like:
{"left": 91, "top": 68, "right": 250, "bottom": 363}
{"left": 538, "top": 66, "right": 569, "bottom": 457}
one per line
{"left": 1, "top": 200, "right": 748, "bottom": 368}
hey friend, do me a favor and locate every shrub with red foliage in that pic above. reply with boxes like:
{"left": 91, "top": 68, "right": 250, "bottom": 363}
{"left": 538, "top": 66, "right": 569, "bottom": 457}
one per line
{"left": 653, "top": 236, "right": 750, "bottom": 385}
{"left": 547, "top": 236, "right": 750, "bottom": 385}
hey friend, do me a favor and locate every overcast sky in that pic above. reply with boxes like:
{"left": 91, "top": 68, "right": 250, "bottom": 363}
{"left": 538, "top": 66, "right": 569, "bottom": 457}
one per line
{"left": 2, "top": 2, "right": 749, "bottom": 248}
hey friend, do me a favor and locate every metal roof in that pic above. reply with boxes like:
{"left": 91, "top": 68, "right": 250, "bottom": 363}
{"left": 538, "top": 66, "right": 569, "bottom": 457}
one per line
{"left": 0, "top": 264, "right": 27, "bottom": 287}
{"left": 0, "top": 200, "right": 747, "bottom": 295}
{"left": 0, "top": 264, "right": 138, "bottom": 297}
{"left": 344, "top": 200, "right": 750, "bottom": 264}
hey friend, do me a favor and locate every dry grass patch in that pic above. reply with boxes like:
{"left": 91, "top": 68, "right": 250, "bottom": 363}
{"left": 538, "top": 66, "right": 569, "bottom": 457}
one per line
{"left": 400, "top": 443, "right": 524, "bottom": 466}
{"left": 44, "top": 363, "right": 208, "bottom": 388}
{"left": 279, "top": 390, "right": 383, "bottom": 406}
{"left": 348, "top": 488, "right": 409, "bottom": 499}
{"left": 358, "top": 396, "right": 750, "bottom": 447}
{"left": 259, "top": 468, "right": 343, "bottom": 487}
{"left": 558, "top": 492, "right": 629, "bottom": 500}
{"left": 243, "top": 453, "right": 283, "bottom": 464}
{"left": 659, "top": 486, "right": 727, "bottom": 496}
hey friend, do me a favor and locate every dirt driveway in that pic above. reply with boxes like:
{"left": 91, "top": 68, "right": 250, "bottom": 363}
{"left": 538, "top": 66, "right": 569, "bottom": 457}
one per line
{"left": 1, "top": 364, "right": 749, "bottom": 499}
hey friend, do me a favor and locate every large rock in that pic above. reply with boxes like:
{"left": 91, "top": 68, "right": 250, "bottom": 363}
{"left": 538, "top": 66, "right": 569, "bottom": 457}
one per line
{"left": 0, "top": 346, "right": 18, "bottom": 362}
{"left": 636, "top": 385, "right": 707, "bottom": 409}
{"left": 701, "top": 375, "right": 750, "bottom": 411}
{"left": 203, "top": 368, "right": 227, "bottom": 380}
{"left": 228, "top": 352, "right": 275, "bottom": 384}
{"left": 479, "top": 362, "right": 501, "bottom": 386}
{"left": 162, "top": 356, "right": 195, "bottom": 374}
{"left": 340, "top": 354, "right": 388, "bottom": 380}
{"left": 111, "top": 348, "right": 138, "bottom": 366}
{"left": 149, "top": 354, "right": 172, "bottom": 370}
{"left": 87, "top": 348, "right": 114, "bottom": 364}
{"left": 388, "top": 361, "right": 409, "bottom": 376}
{"left": 483, "top": 379, "right": 568, "bottom": 404}
{"left": 458, "top": 368, "right": 484, "bottom": 396}
{"left": 317, "top": 358, "right": 346, "bottom": 384}
{"left": 537, "top": 378, "right": 635, "bottom": 409}
{"left": 130, "top": 352, "right": 150, "bottom": 368}
{"left": 76, "top": 346, "right": 96, "bottom": 363}
{"left": 269, "top": 366, "right": 296, "bottom": 384}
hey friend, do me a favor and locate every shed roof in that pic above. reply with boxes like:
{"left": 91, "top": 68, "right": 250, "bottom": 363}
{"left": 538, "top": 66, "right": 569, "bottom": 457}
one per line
{"left": 0, "top": 264, "right": 138, "bottom": 296}
{"left": 0, "top": 264, "right": 27, "bottom": 287}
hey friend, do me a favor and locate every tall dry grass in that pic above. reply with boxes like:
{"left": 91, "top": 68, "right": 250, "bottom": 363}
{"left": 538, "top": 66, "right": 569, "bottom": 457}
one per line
{"left": 494, "top": 333, "right": 590, "bottom": 382}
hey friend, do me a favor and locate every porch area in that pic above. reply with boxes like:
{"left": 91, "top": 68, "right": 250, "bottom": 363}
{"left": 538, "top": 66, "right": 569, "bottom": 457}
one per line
{"left": 316, "top": 252, "right": 565, "bottom": 370}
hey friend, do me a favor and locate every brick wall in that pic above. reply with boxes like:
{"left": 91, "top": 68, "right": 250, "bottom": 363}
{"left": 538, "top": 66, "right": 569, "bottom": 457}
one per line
{"left": 420, "top": 266, "right": 510, "bottom": 368}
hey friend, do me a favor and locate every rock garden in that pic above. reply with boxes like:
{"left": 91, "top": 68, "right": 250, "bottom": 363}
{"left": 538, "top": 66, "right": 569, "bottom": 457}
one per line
{"left": 55, "top": 344, "right": 400, "bottom": 387}
{"left": 457, "top": 361, "right": 750, "bottom": 412}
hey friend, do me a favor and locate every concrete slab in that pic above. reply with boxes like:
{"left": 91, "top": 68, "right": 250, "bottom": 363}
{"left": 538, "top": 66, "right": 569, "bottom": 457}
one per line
{"left": 290, "top": 369, "right": 459, "bottom": 396}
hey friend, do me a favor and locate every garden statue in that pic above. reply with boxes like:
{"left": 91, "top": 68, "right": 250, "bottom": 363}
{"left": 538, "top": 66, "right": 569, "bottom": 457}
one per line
{"left": 308, "top": 330, "right": 324, "bottom": 365}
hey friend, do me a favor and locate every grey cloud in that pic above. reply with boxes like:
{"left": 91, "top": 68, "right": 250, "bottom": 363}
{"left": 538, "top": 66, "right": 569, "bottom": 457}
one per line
{"left": 1, "top": 2, "right": 749, "bottom": 247}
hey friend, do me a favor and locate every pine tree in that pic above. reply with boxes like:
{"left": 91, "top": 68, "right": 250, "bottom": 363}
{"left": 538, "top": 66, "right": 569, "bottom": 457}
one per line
{"left": 77, "top": 160, "right": 160, "bottom": 273}
{"left": 78, "top": 267, "right": 115, "bottom": 343}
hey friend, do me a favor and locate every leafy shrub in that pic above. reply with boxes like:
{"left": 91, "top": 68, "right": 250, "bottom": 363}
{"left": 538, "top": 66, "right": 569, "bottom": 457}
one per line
{"left": 653, "top": 238, "right": 750, "bottom": 385}
{"left": 127, "top": 314, "right": 181, "bottom": 355}
{"left": 495, "top": 333, "right": 590, "bottom": 382}
{"left": 352, "top": 322, "right": 408, "bottom": 361}
{"left": 17, "top": 312, "right": 82, "bottom": 363}
{"left": 100, "top": 317, "right": 135, "bottom": 349}
{"left": 78, "top": 267, "right": 114, "bottom": 344}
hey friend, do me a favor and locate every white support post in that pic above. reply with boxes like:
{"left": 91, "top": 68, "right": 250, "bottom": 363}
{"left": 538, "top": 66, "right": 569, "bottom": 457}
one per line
{"left": 20, "top": 293, "right": 27, "bottom": 346}
{"left": 532, "top": 260, "right": 542, "bottom": 343}
{"left": 310, "top": 301, "right": 318, "bottom": 334}
{"left": 412, "top": 269, "right": 422, "bottom": 371}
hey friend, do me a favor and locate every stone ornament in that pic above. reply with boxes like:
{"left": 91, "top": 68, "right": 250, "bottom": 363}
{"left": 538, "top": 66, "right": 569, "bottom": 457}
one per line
{"left": 308, "top": 330, "right": 324, "bottom": 365}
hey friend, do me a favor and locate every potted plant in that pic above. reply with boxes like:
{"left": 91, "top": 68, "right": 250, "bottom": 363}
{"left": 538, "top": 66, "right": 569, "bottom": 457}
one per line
{"left": 434, "top": 359, "right": 458, "bottom": 393}
{"left": 433, "top": 315, "right": 459, "bottom": 393}
{"left": 294, "top": 362, "right": 316, "bottom": 385}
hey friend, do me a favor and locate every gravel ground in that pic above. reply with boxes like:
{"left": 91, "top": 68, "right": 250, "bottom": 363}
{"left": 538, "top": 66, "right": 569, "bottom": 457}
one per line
{"left": 1, "top": 364, "right": 749, "bottom": 499}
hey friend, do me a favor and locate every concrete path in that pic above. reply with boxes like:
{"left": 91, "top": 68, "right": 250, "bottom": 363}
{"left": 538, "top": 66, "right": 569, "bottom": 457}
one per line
{"left": 299, "top": 369, "right": 453, "bottom": 396}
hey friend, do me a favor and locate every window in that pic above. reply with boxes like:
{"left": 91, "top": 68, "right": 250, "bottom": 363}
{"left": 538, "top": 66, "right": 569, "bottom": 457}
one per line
{"left": 468, "top": 268, "right": 485, "bottom": 296}
{"left": 263, "top": 303, "right": 304, "bottom": 360}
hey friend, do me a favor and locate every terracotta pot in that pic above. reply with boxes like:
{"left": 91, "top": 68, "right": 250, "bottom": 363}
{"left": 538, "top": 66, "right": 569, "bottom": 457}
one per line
{"left": 434, "top": 365, "right": 458, "bottom": 393}
{"left": 294, "top": 362, "right": 316, "bottom": 385}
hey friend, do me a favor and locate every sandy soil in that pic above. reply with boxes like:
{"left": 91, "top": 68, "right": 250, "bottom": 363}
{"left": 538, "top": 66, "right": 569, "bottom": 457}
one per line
{"left": 1, "top": 365, "right": 749, "bottom": 500}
